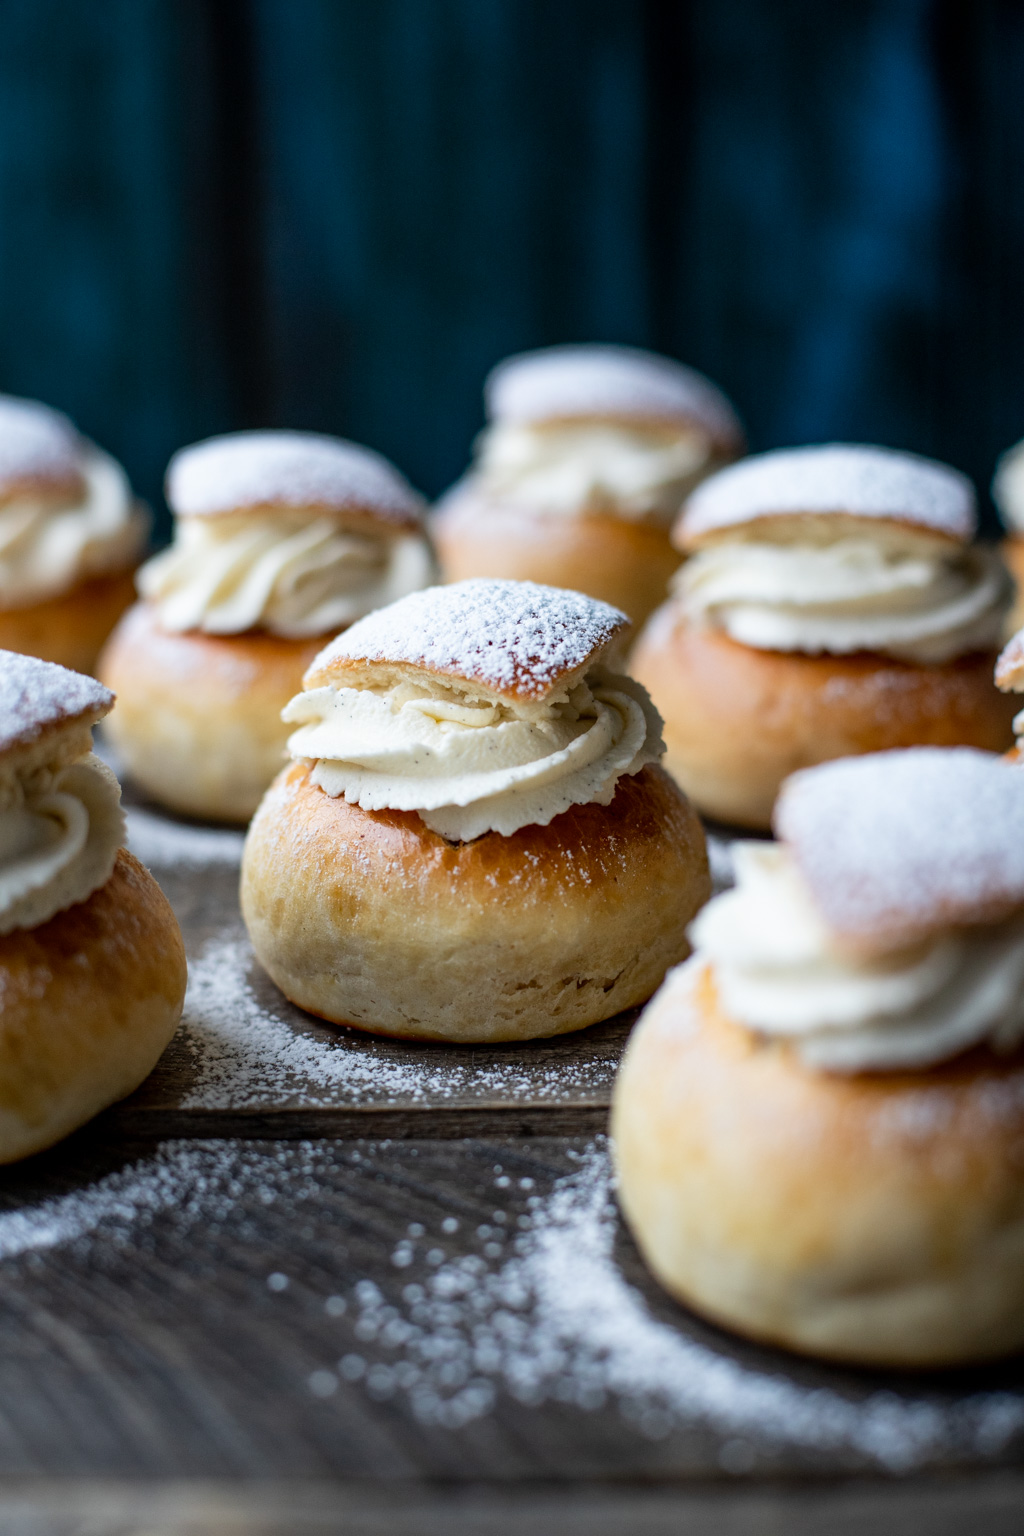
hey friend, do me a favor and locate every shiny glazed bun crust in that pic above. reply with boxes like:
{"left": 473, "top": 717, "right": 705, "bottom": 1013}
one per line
{"left": 612, "top": 964, "right": 1024, "bottom": 1367}
{"left": 98, "top": 601, "right": 323, "bottom": 823}
{"left": 241, "top": 761, "right": 710, "bottom": 1043}
{"left": 630, "top": 605, "right": 1016, "bottom": 829}
{"left": 0, "top": 568, "right": 138, "bottom": 677}
{"left": 432, "top": 489, "right": 682, "bottom": 627}
{"left": 0, "top": 849, "right": 186, "bottom": 1163}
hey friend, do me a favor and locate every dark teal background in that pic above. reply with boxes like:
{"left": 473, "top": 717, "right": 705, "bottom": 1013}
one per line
{"left": 0, "top": 0, "right": 1021, "bottom": 536}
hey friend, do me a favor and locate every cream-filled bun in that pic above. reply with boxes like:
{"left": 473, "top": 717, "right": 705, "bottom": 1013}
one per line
{"left": 632, "top": 443, "right": 1016, "bottom": 828}
{"left": 99, "top": 431, "right": 435, "bottom": 822}
{"left": 241, "top": 578, "right": 710, "bottom": 1042}
{"left": 433, "top": 345, "right": 743, "bottom": 626}
{"left": 0, "top": 395, "right": 148, "bottom": 674}
{"left": 0, "top": 650, "right": 186, "bottom": 1161}
{"left": 614, "top": 746, "right": 1024, "bottom": 1367}
{"left": 992, "top": 437, "right": 1024, "bottom": 634}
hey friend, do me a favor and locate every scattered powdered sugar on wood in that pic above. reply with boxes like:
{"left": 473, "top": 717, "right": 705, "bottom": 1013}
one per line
{"left": 311, "top": 579, "right": 628, "bottom": 701}
{"left": 124, "top": 806, "right": 245, "bottom": 868}
{"left": 322, "top": 1141, "right": 1024, "bottom": 1471}
{"left": 485, "top": 344, "right": 743, "bottom": 446}
{"left": 775, "top": 747, "right": 1024, "bottom": 949}
{"left": 167, "top": 430, "right": 425, "bottom": 525}
{"left": 0, "top": 650, "right": 112, "bottom": 754}
{"left": 180, "top": 934, "right": 619, "bottom": 1109}
{"left": 0, "top": 394, "right": 81, "bottom": 488}
{"left": 683, "top": 444, "right": 975, "bottom": 543}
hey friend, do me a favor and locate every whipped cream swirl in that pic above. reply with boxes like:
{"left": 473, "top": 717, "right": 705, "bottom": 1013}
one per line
{"left": 473, "top": 420, "right": 715, "bottom": 521}
{"left": 0, "top": 753, "right": 124, "bottom": 935}
{"left": 689, "top": 841, "right": 1024, "bottom": 1072}
{"left": 139, "top": 515, "right": 435, "bottom": 638}
{"left": 283, "top": 664, "right": 663, "bottom": 840}
{"left": 675, "top": 538, "right": 1009, "bottom": 664}
{"left": 0, "top": 446, "right": 146, "bottom": 607}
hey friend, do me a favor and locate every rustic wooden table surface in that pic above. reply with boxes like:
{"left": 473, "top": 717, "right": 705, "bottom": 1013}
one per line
{"left": 1, "top": 794, "right": 1021, "bottom": 1536}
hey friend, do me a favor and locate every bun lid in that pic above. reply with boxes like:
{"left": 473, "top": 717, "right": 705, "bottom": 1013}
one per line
{"left": 484, "top": 344, "right": 743, "bottom": 448}
{"left": 678, "top": 444, "right": 976, "bottom": 551}
{"left": 0, "top": 394, "right": 84, "bottom": 504}
{"left": 166, "top": 431, "right": 426, "bottom": 533}
{"left": 303, "top": 578, "right": 629, "bottom": 703}
{"left": 774, "top": 747, "right": 1024, "bottom": 955}
{"left": 0, "top": 649, "right": 113, "bottom": 771}
{"left": 992, "top": 438, "right": 1024, "bottom": 533}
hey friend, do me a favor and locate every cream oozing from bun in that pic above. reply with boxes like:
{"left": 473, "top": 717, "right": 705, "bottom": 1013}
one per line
{"left": 689, "top": 843, "right": 1024, "bottom": 1072}
{"left": 138, "top": 515, "right": 434, "bottom": 638}
{"left": 0, "top": 652, "right": 124, "bottom": 935}
{"left": 676, "top": 445, "right": 1009, "bottom": 664}
{"left": 284, "top": 578, "right": 663, "bottom": 840}
{"left": 685, "top": 747, "right": 1024, "bottom": 1072}
{"left": 142, "top": 430, "right": 434, "bottom": 638}
{"left": 0, "top": 395, "right": 146, "bottom": 607}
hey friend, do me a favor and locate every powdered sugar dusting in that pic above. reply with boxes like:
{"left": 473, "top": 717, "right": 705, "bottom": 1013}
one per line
{"left": 996, "top": 627, "right": 1024, "bottom": 691}
{"left": 316, "top": 1142, "right": 1024, "bottom": 1469}
{"left": 310, "top": 579, "right": 628, "bottom": 700}
{"left": 486, "top": 345, "right": 743, "bottom": 447}
{"left": 167, "top": 431, "right": 425, "bottom": 526}
{"left": 682, "top": 444, "right": 976, "bottom": 543}
{"left": 181, "top": 935, "right": 619, "bottom": 1109}
{"left": 124, "top": 806, "right": 245, "bottom": 868}
{"left": 0, "top": 649, "right": 112, "bottom": 755}
{"left": 775, "top": 748, "right": 1024, "bottom": 948}
{"left": 0, "top": 394, "right": 81, "bottom": 490}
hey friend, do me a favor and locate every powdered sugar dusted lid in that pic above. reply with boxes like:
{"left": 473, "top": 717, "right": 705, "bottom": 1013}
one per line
{"left": 0, "top": 649, "right": 113, "bottom": 758}
{"left": 484, "top": 345, "right": 743, "bottom": 448}
{"left": 304, "top": 578, "right": 629, "bottom": 701}
{"left": 0, "top": 394, "right": 83, "bottom": 501}
{"left": 996, "top": 627, "right": 1024, "bottom": 693}
{"left": 774, "top": 748, "right": 1024, "bottom": 953}
{"left": 992, "top": 438, "right": 1024, "bottom": 534}
{"left": 166, "top": 431, "right": 426, "bottom": 531}
{"left": 679, "top": 444, "right": 976, "bottom": 548}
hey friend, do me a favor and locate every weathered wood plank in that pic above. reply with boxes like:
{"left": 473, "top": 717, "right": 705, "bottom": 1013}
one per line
{"left": 0, "top": 1133, "right": 1019, "bottom": 1485}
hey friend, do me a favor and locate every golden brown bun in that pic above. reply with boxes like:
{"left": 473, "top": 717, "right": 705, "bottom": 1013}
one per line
{"left": 630, "top": 605, "right": 1017, "bottom": 829}
{"left": 98, "top": 602, "right": 323, "bottom": 823}
{"left": 432, "top": 490, "right": 681, "bottom": 628}
{"left": 612, "top": 964, "right": 1024, "bottom": 1367}
{"left": 0, "top": 568, "right": 138, "bottom": 677}
{"left": 241, "top": 761, "right": 710, "bottom": 1043}
{"left": 0, "top": 849, "right": 186, "bottom": 1163}
{"left": 1002, "top": 536, "right": 1024, "bottom": 637}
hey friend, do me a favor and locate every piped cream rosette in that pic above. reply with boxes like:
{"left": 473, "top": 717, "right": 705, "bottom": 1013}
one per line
{"left": 283, "top": 580, "right": 664, "bottom": 841}
{"left": 469, "top": 344, "right": 745, "bottom": 523}
{"left": 675, "top": 446, "right": 1010, "bottom": 665}
{"left": 140, "top": 430, "right": 435, "bottom": 638}
{"left": 0, "top": 396, "right": 146, "bottom": 608}
{"left": 685, "top": 747, "right": 1024, "bottom": 1072}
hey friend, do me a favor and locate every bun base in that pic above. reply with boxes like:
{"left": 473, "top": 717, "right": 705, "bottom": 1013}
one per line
{"left": 433, "top": 486, "right": 681, "bottom": 627}
{"left": 613, "top": 964, "right": 1024, "bottom": 1367}
{"left": 98, "top": 602, "right": 324, "bottom": 822}
{"left": 631, "top": 606, "right": 1017, "bottom": 828}
{"left": 0, "top": 849, "right": 186, "bottom": 1162}
{"left": 0, "top": 568, "right": 138, "bottom": 676}
{"left": 241, "top": 762, "right": 710, "bottom": 1042}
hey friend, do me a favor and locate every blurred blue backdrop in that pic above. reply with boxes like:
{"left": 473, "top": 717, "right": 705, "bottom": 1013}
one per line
{"left": 0, "top": 0, "right": 1021, "bottom": 536}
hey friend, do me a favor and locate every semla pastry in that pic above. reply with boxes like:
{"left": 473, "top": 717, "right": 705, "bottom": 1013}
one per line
{"left": 241, "top": 578, "right": 710, "bottom": 1042}
{"left": 0, "top": 394, "right": 147, "bottom": 673}
{"left": 0, "top": 650, "right": 186, "bottom": 1161}
{"left": 632, "top": 443, "right": 1016, "bottom": 828}
{"left": 99, "top": 430, "right": 435, "bottom": 823}
{"left": 613, "top": 746, "right": 1024, "bottom": 1367}
{"left": 433, "top": 345, "right": 743, "bottom": 626}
